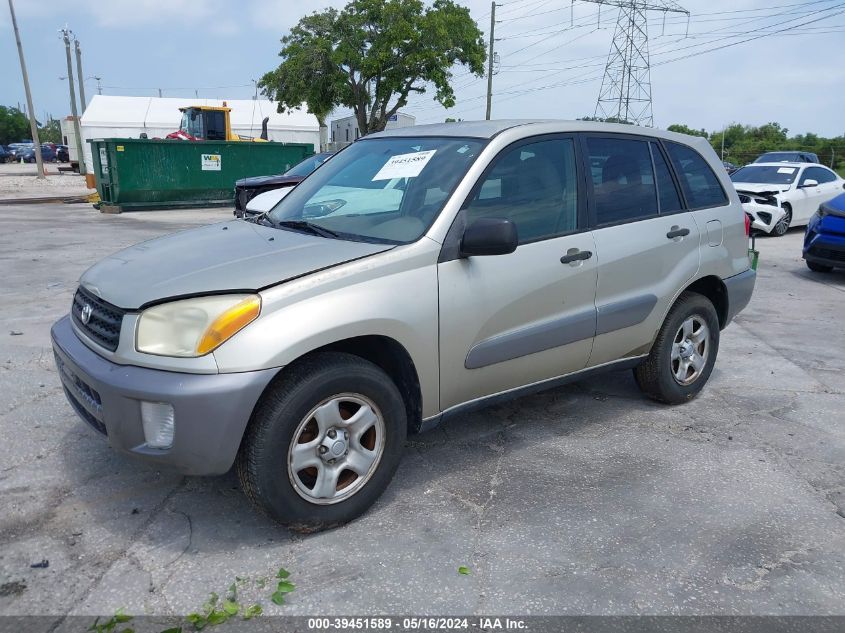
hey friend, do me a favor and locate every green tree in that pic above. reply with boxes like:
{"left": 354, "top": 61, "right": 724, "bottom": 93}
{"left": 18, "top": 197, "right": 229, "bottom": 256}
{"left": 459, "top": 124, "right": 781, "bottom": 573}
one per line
{"left": 39, "top": 118, "right": 62, "bottom": 144}
{"left": 667, "top": 123, "right": 708, "bottom": 138}
{"left": 0, "top": 106, "right": 31, "bottom": 145}
{"left": 260, "top": 0, "right": 486, "bottom": 135}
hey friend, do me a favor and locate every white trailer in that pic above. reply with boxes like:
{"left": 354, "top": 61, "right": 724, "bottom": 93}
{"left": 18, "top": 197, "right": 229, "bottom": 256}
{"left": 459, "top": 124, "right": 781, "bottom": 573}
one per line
{"left": 77, "top": 96, "right": 320, "bottom": 172}
{"left": 60, "top": 116, "right": 81, "bottom": 171}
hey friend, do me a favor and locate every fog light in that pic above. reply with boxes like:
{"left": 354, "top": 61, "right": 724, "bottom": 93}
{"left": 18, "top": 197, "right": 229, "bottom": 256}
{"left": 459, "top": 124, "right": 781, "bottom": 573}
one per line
{"left": 140, "top": 401, "right": 175, "bottom": 449}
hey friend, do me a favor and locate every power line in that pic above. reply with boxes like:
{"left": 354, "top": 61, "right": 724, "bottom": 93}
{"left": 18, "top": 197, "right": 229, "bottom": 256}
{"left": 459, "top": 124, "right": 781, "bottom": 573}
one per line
{"left": 653, "top": 3, "right": 845, "bottom": 66}
{"left": 413, "top": 0, "right": 842, "bottom": 122}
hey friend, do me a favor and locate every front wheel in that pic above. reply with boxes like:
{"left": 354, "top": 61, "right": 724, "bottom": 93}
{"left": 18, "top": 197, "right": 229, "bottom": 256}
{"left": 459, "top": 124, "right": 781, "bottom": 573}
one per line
{"left": 237, "top": 352, "right": 407, "bottom": 531}
{"left": 634, "top": 292, "right": 720, "bottom": 404}
{"left": 772, "top": 204, "right": 792, "bottom": 237}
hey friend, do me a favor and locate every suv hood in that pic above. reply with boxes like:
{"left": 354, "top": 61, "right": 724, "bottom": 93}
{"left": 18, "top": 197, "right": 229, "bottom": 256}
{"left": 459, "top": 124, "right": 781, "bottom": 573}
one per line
{"left": 80, "top": 220, "right": 392, "bottom": 310}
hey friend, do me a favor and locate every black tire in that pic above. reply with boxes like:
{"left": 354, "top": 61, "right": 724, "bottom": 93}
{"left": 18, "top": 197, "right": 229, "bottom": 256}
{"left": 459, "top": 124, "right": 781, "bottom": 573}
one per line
{"left": 634, "top": 292, "right": 720, "bottom": 404}
{"left": 806, "top": 260, "right": 834, "bottom": 273}
{"left": 772, "top": 204, "right": 792, "bottom": 237}
{"left": 237, "top": 351, "right": 407, "bottom": 531}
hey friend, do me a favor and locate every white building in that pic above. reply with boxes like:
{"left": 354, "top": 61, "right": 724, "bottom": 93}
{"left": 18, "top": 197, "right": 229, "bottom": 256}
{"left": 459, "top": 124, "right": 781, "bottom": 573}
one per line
{"left": 330, "top": 112, "right": 416, "bottom": 146}
{"left": 77, "top": 96, "right": 320, "bottom": 172}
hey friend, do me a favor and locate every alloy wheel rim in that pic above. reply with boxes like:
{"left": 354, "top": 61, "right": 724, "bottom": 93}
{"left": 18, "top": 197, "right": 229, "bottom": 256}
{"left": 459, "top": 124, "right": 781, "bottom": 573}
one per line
{"left": 287, "top": 393, "right": 386, "bottom": 505}
{"left": 775, "top": 209, "right": 791, "bottom": 235}
{"left": 670, "top": 316, "right": 710, "bottom": 386}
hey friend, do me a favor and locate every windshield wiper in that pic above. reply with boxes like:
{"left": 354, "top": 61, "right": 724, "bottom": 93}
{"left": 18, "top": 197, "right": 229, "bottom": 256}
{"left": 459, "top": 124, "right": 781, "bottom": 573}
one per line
{"left": 276, "top": 220, "right": 340, "bottom": 239}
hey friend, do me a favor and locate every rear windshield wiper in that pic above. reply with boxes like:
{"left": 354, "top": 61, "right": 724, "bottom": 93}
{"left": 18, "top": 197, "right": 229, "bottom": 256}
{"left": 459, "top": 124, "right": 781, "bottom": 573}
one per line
{"left": 276, "top": 220, "right": 340, "bottom": 239}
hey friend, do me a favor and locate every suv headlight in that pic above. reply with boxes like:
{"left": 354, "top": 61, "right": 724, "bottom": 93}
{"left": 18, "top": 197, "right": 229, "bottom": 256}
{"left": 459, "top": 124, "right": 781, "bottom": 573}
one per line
{"left": 136, "top": 294, "right": 261, "bottom": 357}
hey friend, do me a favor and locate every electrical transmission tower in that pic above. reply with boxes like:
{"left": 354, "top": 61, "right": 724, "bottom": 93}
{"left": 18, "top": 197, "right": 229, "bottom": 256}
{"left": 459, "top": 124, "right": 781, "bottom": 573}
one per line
{"left": 583, "top": 0, "right": 688, "bottom": 126}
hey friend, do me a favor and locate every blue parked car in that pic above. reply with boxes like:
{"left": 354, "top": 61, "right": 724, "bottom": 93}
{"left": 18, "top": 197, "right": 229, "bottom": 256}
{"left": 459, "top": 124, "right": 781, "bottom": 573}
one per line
{"left": 19, "top": 144, "right": 57, "bottom": 163}
{"left": 803, "top": 192, "right": 845, "bottom": 272}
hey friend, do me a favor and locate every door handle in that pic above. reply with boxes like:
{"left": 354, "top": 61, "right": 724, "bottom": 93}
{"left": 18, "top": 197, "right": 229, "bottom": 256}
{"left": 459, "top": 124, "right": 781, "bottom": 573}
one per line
{"left": 666, "top": 227, "right": 690, "bottom": 239}
{"left": 560, "top": 250, "right": 593, "bottom": 264}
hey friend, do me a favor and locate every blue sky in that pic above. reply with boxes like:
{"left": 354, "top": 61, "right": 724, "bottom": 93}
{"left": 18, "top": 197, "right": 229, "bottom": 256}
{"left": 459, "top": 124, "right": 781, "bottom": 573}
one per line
{"left": 2, "top": 0, "right": 844, "bottom": 137}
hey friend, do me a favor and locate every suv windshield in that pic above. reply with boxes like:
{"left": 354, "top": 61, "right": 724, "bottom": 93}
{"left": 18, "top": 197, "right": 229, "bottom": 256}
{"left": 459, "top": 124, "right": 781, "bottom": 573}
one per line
{"left": 731, "top": 165, "right": 798, "bottom": 185}
{"left": 268, "top": 136, "right": 485, "bottom": 244}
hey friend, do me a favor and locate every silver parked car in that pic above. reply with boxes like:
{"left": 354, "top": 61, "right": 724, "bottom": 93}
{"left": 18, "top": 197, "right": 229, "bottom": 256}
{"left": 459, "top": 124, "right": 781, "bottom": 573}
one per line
{"left": 51, "top": 121, "right": 755, "bottom": 530}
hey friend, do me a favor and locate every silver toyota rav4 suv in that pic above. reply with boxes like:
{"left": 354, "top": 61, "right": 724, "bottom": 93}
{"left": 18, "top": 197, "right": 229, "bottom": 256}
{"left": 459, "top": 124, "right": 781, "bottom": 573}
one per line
{"left": 52, "top": 121, "right": 755, "bottom": 530}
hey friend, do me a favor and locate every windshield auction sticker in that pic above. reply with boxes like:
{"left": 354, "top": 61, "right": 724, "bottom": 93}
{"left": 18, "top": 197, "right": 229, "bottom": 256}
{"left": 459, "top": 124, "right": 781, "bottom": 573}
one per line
{"left": 372, "top": 150, "right": 436, "bottom": 181}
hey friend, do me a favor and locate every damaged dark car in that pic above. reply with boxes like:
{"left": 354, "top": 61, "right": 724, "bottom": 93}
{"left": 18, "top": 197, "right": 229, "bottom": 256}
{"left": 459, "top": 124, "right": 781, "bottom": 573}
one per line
{"left": 233, "top": 151, "right": 334, "bottom": 217}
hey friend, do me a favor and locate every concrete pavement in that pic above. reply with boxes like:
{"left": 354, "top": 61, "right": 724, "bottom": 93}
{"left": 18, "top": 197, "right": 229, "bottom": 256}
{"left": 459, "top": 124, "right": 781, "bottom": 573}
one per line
{"left": 0, "top": 203, "right": 842, "bottom": 624}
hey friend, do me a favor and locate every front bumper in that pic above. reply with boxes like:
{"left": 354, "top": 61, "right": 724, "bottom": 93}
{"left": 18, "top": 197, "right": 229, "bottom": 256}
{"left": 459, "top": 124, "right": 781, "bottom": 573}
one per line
{"left": 51, "top": 315, "right": 278, "bottom": 475}
{"left": 803, "top": 240, "right": 845, "bottom": 268}
{"left": 741, "top": 202, "right": 785, "bottom": 234}
{"left": 803, "top": 213, "right": 845, "bottom": 268}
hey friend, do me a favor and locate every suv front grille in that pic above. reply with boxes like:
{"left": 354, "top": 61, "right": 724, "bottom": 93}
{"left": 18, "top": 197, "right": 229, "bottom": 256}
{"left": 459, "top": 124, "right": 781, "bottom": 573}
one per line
{"left": 71, "top": 286, "right": 125, "bottom": 351}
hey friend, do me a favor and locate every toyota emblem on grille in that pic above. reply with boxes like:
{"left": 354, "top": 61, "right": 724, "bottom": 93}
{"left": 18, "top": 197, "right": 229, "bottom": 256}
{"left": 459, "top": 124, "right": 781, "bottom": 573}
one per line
{"left": 81, "top": 303, "right": 93, "bottom": 324}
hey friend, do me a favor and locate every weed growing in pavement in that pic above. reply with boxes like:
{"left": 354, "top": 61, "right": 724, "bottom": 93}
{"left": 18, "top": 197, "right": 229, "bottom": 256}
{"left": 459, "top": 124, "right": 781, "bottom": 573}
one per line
{"left": 88, "top": 566, "right": 295, "bottom": 632}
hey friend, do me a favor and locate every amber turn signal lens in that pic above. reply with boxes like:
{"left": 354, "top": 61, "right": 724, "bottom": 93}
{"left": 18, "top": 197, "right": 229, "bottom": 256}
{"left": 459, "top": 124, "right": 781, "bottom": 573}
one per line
{"left": 196, "top": 296, "right": 261, "bottom": 355}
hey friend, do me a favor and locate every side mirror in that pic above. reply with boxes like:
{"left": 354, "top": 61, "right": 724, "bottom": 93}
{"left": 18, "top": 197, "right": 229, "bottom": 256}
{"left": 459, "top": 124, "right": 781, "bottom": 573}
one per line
{"left": 800, "top": 179, "right": 819, "bottom": 188}
{"left": 460, "top": 217, "right": 518, "bottom": 257}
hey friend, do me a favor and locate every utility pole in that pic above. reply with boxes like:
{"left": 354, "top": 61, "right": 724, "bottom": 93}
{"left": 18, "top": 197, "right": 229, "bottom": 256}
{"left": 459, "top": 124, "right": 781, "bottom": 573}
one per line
{"left": 485, "top": 1, "right": 497, "bottom": 121}
{"left": 95, "top": 76, "right": 102, "bottom": 95}
{"left": 721, "top": 128, "right": 726, "bottom": 160}
{"left": 158, "top": 88, "right": 163, "bottom": 98}
{"left": 61, "top": 27, "right": 86, "bottom": 174}
{"left": 8, "top": 0, "right": 45, "bottom": 178}
{"left": 74, "top": 38, "right": 86, "bottom": 110}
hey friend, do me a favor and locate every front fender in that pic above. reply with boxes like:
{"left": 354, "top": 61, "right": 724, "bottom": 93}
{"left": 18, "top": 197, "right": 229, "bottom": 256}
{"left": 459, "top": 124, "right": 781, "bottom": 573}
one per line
{"left": 212, "top": 240, "right": 442, "bottom": 418}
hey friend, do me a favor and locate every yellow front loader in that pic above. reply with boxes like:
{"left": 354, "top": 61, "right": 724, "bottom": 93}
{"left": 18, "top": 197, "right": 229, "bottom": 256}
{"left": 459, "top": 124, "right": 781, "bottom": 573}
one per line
{"left": 167, "top": 102, "right": 268, "bottom": 142}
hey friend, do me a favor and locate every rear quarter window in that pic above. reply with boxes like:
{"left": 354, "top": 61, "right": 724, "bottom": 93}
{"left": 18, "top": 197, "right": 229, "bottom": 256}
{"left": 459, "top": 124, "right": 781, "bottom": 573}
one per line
{"left": 665, "top": 142, "right": 728, "bottom": 209}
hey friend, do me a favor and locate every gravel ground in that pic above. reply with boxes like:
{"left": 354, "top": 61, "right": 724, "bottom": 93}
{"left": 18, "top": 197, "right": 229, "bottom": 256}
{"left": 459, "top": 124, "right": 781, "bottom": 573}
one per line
{"left": 0, "top": 203, "right": 843, "bottom": 628}
{"left": 0, "top": 164, "right": 92, "bottom": 200}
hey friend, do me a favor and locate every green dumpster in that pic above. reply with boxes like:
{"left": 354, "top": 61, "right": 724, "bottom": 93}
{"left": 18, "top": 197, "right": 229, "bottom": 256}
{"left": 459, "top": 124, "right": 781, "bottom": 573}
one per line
{"left": 88, "top": 138, "right": 314, "bottom": 212}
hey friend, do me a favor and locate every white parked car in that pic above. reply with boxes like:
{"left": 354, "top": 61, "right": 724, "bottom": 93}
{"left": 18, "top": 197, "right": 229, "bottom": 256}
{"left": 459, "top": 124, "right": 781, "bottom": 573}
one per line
{"left": 731, "top": 162, "right": 845, "bottom": 236}
{"left": 245, "top": 180, "right": 409, "bottom": 220}
{"left": 244, "top": 186, "right": 293, "bottom": 216}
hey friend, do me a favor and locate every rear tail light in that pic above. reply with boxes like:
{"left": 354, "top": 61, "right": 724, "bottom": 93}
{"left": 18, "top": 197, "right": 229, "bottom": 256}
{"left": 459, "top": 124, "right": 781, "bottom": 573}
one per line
{"left": 744, "top": 213, "right": 751, "bottom": 237}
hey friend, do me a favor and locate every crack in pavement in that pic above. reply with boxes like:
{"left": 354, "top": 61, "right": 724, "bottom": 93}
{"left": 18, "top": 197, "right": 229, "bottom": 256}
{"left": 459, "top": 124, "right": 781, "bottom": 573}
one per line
{"left": 155, "top": 510, "right": 195, "bottom": 602}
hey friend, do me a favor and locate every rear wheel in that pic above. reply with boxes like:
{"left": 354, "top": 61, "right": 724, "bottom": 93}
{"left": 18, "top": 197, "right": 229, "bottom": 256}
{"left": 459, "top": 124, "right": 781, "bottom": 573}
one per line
{"left": 772, "top": 204, "right": 792, "bottom": 237}
{"left": 634, "top": 292, "right": 720, "bottom": 404}
{"left": 806, "top": 260, "right": 834, "bottom": 273}
{"left": 237, "top": 352, "right": 407, "bottom": 531}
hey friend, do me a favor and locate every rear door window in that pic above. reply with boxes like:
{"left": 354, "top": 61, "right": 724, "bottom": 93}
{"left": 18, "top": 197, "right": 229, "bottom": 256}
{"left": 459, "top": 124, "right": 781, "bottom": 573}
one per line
{"left": 650, "top": 142, "right": 683, "bottom": 214}
{"left": 586, "top": 137, "right": 658, "bottom": 225}
{"left": 665, "top": 142, "right": 728, "bottom": 209}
